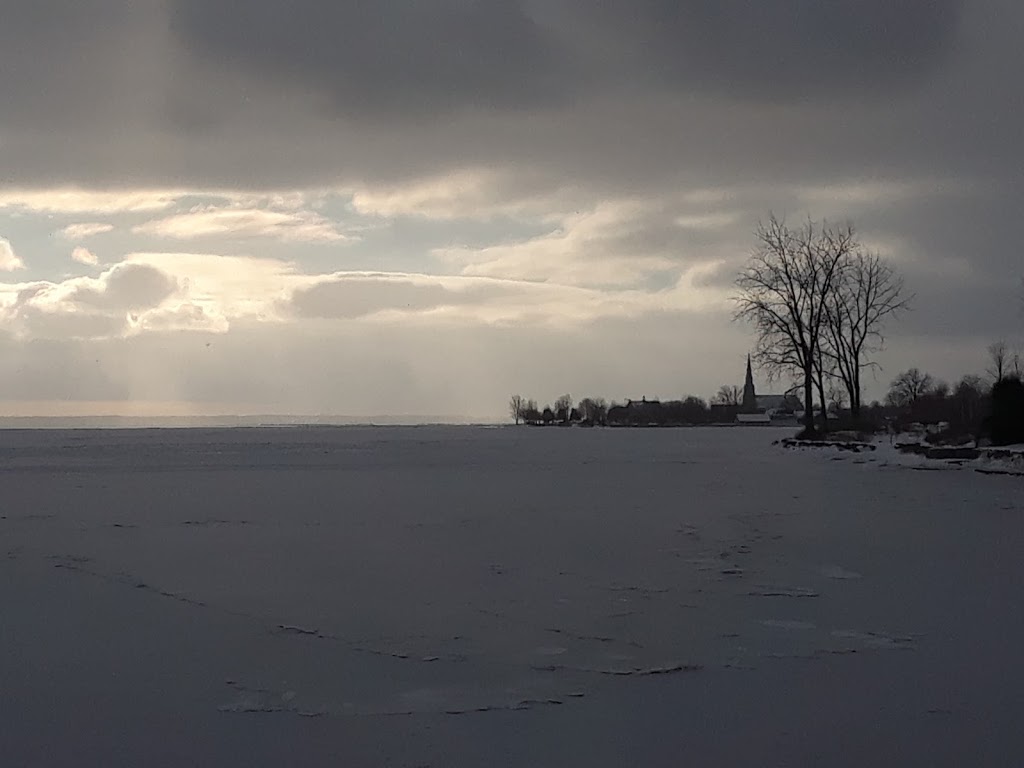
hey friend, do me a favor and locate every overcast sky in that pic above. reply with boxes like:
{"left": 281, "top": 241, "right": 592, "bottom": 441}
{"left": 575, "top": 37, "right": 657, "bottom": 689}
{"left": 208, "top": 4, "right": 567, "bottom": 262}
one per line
{"left": 0, "top": 0, "right": 1020, "bottom": 419}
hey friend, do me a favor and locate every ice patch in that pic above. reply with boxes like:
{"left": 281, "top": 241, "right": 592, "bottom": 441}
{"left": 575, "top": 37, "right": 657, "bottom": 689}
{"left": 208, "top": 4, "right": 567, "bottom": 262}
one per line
{"left": 831, "top": 630, "right": 916, "bottom": 649}
{"left": 277, "top": 624, "right": 321, "bottom": 637}
{"left": 820, "top": 566, "right": 863, "bottom": 580}
{"left": 759, "top": 619, "right": 816, "bottom": 631}
{"left": 535, "top": 646, "right": 569, "bottom": 656}
{"left": 533, "top": 663, "right": 702, "bottom": 677}
{"left": 748, "top": 586, "right": 820, "bottom": 598}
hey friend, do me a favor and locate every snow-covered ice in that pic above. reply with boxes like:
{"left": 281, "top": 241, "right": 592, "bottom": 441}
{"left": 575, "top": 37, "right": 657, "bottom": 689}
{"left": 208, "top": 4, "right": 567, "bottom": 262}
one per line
{"left": 1, "top": 425, "right": 1022, "bottom": 766}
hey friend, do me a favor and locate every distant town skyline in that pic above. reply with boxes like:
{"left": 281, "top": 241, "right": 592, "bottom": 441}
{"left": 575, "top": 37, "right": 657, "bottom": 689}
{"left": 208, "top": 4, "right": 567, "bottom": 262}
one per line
{"left": 0, "top": 1, "right": 1019, "bottom": 419}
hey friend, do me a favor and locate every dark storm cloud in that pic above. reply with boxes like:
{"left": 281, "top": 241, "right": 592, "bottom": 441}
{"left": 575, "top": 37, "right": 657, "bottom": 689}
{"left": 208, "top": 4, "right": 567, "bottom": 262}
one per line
{"left": 170, "top": 0, "right": 568, "bottom": 116}
{"left": 0, "top": 0, "right": 994, "bottom": 191}
{"left": 168, "top": 0, "right": 963, "bottom": 118}
{"left": 580, "top": 0, "right": 964, "bottom": 100}
{"left": 0, "top": 1, "right": 158, "bottom": 125}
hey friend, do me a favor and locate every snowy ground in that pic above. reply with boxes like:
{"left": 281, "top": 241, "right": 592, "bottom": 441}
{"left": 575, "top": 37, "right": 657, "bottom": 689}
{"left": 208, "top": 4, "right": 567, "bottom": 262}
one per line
{"left": 1, "top": 426, "right": 1022, "bottom": 767}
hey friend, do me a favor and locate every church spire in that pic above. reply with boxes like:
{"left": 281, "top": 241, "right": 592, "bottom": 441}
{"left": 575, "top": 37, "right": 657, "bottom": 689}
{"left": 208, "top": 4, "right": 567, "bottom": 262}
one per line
{"left": 742, "top": 354, "right": 758, "bottom": 412}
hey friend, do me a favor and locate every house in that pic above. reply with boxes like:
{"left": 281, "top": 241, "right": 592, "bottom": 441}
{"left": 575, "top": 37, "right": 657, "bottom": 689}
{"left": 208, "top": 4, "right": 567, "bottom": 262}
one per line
{"left": 607, "top": 397, "right": 663, "bottom": 426}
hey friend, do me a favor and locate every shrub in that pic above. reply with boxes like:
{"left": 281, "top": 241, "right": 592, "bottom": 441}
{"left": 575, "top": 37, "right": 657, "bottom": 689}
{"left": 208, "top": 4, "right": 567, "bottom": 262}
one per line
{"left": 989, "top": 376, "right": 1024, "bottom": 446}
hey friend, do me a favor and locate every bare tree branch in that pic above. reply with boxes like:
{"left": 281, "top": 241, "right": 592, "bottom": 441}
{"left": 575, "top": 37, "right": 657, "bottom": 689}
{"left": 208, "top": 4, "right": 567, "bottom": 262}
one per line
{"left": 509, "top": 395, "right": 525, "bottom": 425}
{"left": 712, "top": 384, "right": 742, "bottom": 406}
{"left": 823, "top": 250, "right": 911, "bottom": 418}
{"left": 988, "top": 340, "right": 1009, "bottom": 383}
{"left": 734, "top": 215, "right": 854, "bottom": 436}
{"left": 886, "top": 368, "right": 936, "bottom": 408}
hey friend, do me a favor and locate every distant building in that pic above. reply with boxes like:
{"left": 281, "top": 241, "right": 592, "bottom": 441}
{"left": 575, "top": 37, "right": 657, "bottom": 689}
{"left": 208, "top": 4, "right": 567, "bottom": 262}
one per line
{"left": 741, "top": 355, "right": 759, "bottom": 413}
{"left": 738, "top": 355, "right": 802, "bottom": 422}
{"left": 607, "top": 397, "right": 663, "bottom": 426}
{"left": 755, "top": 394, "right": 798, "bottom": 413}
{"left": 709, "top": 403, "right": 739, "bottom": 422}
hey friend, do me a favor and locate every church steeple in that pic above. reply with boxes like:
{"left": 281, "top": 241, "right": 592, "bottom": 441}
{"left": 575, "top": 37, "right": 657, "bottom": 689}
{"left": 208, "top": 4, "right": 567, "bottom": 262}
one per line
{"left": 742, "top": 354, "right": 758, "bottom": 412}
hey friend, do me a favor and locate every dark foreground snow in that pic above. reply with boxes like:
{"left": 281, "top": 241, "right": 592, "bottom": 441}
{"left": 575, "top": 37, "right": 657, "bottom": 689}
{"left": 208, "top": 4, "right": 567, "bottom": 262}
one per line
{"left": 1, "top": 426, "right": 1021, "bottom": 767}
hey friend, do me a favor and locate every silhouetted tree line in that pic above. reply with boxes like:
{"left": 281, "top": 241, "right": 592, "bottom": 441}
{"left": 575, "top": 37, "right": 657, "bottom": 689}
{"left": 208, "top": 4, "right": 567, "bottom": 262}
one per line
{"left": 510, "top": 393, "right": 728, "bottom": 427}
{"left": 878, "top": 339, "right": 1024, "bottom": 446}
{"left": 510, "top": 354, "right": 1024, "bottom": 444}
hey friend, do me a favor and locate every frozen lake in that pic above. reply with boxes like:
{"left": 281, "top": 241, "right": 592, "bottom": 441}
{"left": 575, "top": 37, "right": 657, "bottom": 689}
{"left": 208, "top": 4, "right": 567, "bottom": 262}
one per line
{"left": 1, "top": 426, "right": 1022, "bottom": 766}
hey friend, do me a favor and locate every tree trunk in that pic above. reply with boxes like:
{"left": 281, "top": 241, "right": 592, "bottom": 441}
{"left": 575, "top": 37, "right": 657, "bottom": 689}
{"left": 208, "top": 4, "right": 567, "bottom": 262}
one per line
{"left": 850, "top": 366, "right": 862, "bottom": 421}
{"left": 816, "top": 375, "right": 829, "bottom": 434}
{"left": 802, "top": 371, "right": 816, "bottom": 436}
{"left": 843, "top": 378, "right": 857, "bottom": 420}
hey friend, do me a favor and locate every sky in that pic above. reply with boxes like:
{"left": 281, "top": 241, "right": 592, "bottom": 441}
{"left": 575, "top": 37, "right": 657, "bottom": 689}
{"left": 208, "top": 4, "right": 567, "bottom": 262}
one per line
{"left": 0, "top": 0, "right": 1021, "bottom": 420}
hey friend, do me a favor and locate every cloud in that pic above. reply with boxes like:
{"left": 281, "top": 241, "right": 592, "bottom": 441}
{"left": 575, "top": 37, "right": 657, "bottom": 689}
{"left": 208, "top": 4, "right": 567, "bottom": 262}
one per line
{"left": 0, "top": 0, "right": 1007, "bottom": 215}
{"left": 69, "top": 263, "right": 179, "bottom": 312}
{"left": 61, "top": 223, "right": 115, "bottom": 239}
{"left": 290, "top": 275, "right": 490, "bottom": 320}
{"left": 0, "top": 252, "right": 306, "bottom": 341}
{"left": 0, "top": 0, "right": 999, "bottom": 194}
{"left": 350, "top": 168, "right": 576, "bottom": 221}
{"left": 286, "top": 272, "right": 602, "bottom": 326}
{"left": 0, "top": 246, "right": 732, "bottom": 346}
{"left": 0, "top": 263, "right": 178, "bottom": 340}
{"left": 0, "top": 189, "right": 181, "bottom": 214}
{"left": 792, "top": 179, "right": 965, "bottom": 208}
{"left": 170, "top": 1, "right": 963, "bottom": 120}
{"left": 0, "top": 0, "right": 1018, "bottom": 416}
{"left": 131, "top": 302, "right": 229, "bottom": 335}
{"left": 0, "top": 237, "right": 25, "bottom": 271}
{"left": 170, "top": 0, "right": 565, "bottom": 117}
{"left": 134, "top": 205, "right": 352, "bottom": 242}
{"left": 569, "top": 1, "right": 963, "bottom": 101}
{"left": 287, "top": 265, "right": 731, "bottom": 328}
{"left": 72, "top": 247, "right": 99, "bottom": 266}
{"left": 674, "top": 212, "right": 742, "bottom": 231}
{"left": 123, "top": 252, "right": 302, "bottom": 320}
{"left": 435, "top": 199, "right": 717, "bottom": 288}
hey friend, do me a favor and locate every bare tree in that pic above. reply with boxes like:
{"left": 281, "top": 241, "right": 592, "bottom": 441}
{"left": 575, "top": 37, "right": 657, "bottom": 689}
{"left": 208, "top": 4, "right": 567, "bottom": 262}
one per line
{"left": 712, "top": 385, "right": 742, "bottom": 407}
{"left": 578, "top": 397, "right": 608, "bottom": 425}
{"left": 886, "top": 368, "right": 935, "bottom": 409}
{"left": 813, "top": 339, "right": 834, "bottom": 432}
{"left": 553, "top": 394, "right": 573, "bottom": 424}
{"left": 735, "top": 215, "right": 855, "bottom": 436}
{"left": 823, "top": 251, "right": 909, "bottom": 420}
{"left": 508, "top": 395, "right": 525, "bottom": 425}
{"left": 826, "top": 382, "right": 847, "bottom": 415}
{"left": 521, "top": 399, "right": 541, "bottom": 424}
{"left": 952, "top": 375, "right": 987, "bottom": 430}
{"left": 988, "top": 340, "right": 1009, "bottom": 383}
